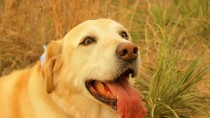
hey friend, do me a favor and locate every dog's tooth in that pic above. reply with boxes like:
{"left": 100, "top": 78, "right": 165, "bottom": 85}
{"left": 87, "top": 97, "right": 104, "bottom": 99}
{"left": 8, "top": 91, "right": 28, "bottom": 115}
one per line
{"left": 95, "top": 81, "right": 104, "bottom": 90}
{"left": 94, "top": 81, "right": 115, "bottom": 98}
{"left": 95, "top": 81, "right": 110, "bottom": 96}
{"left": 98, "top": 81, "right": 104, "bottom": 88}
{"left": 94, "top": 81, "right": 104, "bottom": 91}
{"left": 104, "top": 85, "right": 112, "bottom": 95}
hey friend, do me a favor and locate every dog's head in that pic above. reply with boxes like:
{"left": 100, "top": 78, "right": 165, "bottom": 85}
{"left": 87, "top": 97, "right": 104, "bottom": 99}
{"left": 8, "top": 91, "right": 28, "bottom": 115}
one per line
{"left": 42, "top": 19, "right": 146, "bottom": 118}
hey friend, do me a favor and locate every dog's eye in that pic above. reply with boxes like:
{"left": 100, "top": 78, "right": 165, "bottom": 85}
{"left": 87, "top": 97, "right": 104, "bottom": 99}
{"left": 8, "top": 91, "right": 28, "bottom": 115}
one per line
{"left": 81, "top": 37, "right": 96, "bottom": 45}
{"left": 120, "top": 31, "right": 128, "bottom": 39}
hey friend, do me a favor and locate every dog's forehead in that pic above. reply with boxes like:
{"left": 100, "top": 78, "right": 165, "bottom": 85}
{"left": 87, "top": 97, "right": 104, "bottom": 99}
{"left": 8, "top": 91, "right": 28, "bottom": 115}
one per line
{"left": 63, "top": 19, "right": 125, "bottom": 46}
{"left": 73, "top": 19, "right": 124, "bottom": 36}
{"left": 81, "top": 19, "right": 123, "bottom": 30}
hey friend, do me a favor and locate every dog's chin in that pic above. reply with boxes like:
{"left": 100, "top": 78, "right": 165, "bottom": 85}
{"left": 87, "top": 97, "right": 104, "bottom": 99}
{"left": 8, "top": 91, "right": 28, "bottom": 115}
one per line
{"left": 85, "top": 68, "right": 137, "bottom": 111}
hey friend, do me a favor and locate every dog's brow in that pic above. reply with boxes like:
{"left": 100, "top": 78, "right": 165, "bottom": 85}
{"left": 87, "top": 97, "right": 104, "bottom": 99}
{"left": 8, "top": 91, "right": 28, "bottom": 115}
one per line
{"left": 78, "top": 33, "right": 98, "bottom": 45}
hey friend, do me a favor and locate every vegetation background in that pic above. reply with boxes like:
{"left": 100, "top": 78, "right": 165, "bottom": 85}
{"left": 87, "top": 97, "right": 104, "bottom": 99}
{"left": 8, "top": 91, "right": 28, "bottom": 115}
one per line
{"left": 0, "top": 0, "right": 209, "bottom": 117}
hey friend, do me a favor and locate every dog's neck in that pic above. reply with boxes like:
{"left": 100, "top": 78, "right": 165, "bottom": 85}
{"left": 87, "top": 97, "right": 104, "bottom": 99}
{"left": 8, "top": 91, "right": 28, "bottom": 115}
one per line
{"left": 50, "top": 92, "right": 120, "bottom": 118}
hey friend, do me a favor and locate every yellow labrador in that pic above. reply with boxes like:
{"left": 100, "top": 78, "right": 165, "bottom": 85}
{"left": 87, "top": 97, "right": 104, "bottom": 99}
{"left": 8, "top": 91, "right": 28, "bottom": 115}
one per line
{"left": 0, "top": 19, "right": 146, "bottom": 118}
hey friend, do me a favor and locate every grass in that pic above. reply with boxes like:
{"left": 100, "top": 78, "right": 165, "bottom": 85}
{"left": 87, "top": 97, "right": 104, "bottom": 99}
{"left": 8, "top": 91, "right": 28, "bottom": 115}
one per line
{"left": 136, "top": 35, "right": 210, "bottom": 117}
{"left": 134, "top": 0, "right": 210, "bottom": 117}
{"left": 136, "top": 0, "right": 210, "bottom": 117}
{"left": 0, "top": 0, "right": 210, "bottom": 117}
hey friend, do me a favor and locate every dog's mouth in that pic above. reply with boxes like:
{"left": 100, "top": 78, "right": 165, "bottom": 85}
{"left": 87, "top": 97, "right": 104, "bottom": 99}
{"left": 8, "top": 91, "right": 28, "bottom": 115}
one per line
{"left": 85, "top": 68, "right": 146, "bottom": 117}
{"left": 85, "top": 80, "right": 118, "bottom": 110}
{"left": 85, "top": 68, "right": 135, "bottom": 111}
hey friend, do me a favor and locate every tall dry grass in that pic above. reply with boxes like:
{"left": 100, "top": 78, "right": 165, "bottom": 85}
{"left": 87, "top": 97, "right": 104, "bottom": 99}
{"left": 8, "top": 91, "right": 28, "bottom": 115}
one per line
{"left": 0, "top": 0, "right": 101, "bottom": 76}
{"left": 0, "top": 0, "right": 209, "bottom": 117}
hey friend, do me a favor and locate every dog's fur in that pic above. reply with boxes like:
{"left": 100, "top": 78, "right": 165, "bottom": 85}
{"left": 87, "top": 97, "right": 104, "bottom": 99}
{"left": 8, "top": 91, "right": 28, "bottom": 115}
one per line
{"left": 0, "top": 19, "right": 144, "bottom": 118}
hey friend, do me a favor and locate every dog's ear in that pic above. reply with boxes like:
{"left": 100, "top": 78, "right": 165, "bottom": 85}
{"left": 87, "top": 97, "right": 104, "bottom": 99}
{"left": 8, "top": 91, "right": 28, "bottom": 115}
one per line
{"left": 42, "top": 40, "right": 62, "bottom": 94}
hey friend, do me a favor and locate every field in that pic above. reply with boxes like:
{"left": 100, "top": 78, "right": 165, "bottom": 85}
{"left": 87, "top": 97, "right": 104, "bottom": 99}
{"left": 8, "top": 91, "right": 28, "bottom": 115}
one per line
{"left": 0, "top": 0, "right": 209, "bottom": 117}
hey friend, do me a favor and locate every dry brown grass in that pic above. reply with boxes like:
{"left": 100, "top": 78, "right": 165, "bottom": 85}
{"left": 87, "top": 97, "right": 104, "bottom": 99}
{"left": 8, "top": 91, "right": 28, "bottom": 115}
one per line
{"left": 0, "top": 0, "right": 209, "bottom": 117}
{"left": 0, "top": 0, "right": 101, "bottom": 76}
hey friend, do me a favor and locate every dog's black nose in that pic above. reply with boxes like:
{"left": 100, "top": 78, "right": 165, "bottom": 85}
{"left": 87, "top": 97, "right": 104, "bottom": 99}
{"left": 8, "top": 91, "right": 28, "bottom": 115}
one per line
{"left": 116, "top": 42, "right": 138, "bottom": 62}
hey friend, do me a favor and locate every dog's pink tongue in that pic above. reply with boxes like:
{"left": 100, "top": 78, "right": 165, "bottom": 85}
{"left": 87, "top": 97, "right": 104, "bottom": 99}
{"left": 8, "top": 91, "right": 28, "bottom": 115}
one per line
{"left": 106, "top": 79, "right": 146, "bottom": 118}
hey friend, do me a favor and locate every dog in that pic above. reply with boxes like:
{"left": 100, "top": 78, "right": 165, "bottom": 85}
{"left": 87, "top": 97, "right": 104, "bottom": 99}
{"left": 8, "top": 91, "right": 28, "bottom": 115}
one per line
{"left": 0, "top": 19, "right": 146, "bottom": 118}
